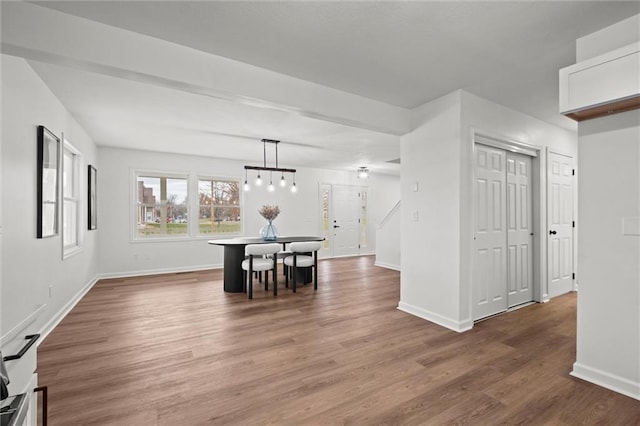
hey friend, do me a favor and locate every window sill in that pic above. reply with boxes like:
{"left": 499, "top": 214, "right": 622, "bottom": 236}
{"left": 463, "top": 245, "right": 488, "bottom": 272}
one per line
{"left": 131, "top": 233, "right": 244, "bottom": 243}
{"left": 63, "top": 246, "right": 83, "bottom": 260}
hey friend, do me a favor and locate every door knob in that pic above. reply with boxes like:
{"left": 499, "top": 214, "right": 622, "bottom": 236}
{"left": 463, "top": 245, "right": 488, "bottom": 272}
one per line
{"left": 549, "top": 230, "right": 557, "bottom": 235}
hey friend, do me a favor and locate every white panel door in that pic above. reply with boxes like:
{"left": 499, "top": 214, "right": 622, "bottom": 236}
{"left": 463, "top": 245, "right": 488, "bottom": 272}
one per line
{"left": 332, "top": 185, "right": 361, "bottom": 257}
{"left": 474, "top": 145, "right": 508, "bottom": 319}
{"left": 548, "top": 151, "right": 574, "bottom": 297}
{"left": 506, "top": 152, "right": 533, "bottom": 307}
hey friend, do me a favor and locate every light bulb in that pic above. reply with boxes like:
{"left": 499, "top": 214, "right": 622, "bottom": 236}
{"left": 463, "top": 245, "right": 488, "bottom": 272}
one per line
{"left": 280, "top": 174, "right": 286, "bottom": 187}
{"left": 268, "top": 182, "right": 275, "bottom": 192}
{"left": 290, "top": 182, "right": 297, "bottom": 193}
{"left": 243, "top": 180, "right": 250, "bottom": 191}
{"left": 255, "top": 173, "right": 263, "bottom": 186}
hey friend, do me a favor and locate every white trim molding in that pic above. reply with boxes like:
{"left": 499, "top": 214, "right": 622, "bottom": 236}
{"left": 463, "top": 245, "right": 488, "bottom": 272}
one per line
{"left": 38, "top": 276, "right": 99, "bottom": 344}
{"left": 98, "top": 263, "right": 221, "bottom": 280}
{"left": 397, "top": 301, "right": 473, "bottom": 333}
{"left": 571, "top": 362, "right": 640, "bottom": 401}
{"left": 374, "top": 261, "right": 400, "bottom": 271}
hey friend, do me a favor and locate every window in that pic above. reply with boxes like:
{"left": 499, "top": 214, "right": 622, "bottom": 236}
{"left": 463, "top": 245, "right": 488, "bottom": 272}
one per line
{"left": 198, "top": 179, "right": 241, "bottom": 235}
{"left": 136, "top": 174, "right": 188, "bottom": 238}
{"left": 134, "top": 172, "right": 241, "bottom": 239}
{"left": 321, "top": 185, "right": 330, "bottom": 250}
{"left": 360, "top": 190, "right": 368, "bottom": 248}
{"left": 62, "top": 141, "right": 81, "bottom": 256}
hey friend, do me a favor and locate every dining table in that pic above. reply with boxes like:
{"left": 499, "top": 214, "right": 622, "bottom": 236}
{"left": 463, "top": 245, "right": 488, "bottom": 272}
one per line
{"left": 208, "top": 236, "right": 324, "bottom": 292}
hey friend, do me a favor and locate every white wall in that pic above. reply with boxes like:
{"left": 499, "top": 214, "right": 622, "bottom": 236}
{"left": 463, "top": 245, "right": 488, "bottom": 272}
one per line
{"left": 375, "top": 201, "right": 401, "bottom": 271}
{"left": 577, "top": 14, "right": 640, "bottom": 61}
{"left": 1, "top": 55, "right": 99, "bottom": 341}
{"left": 98, "top": 147, "right": 399, "bottom": 277}
{"left": 399, "top": 89, "right": 576, "bottom": 332}
{"left": 568, "top": 14, "right": 640, "bottom": 401}
{"left": 399, "top": 91, "right": 464, "bottom": 331}
{"left": 573, "top": 110, "right": 640, "bottom": 400}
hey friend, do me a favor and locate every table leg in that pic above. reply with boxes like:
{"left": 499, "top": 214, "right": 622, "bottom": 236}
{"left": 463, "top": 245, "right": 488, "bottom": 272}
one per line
{"left": 223, "top": 245, "right": 246, "bottom": 292}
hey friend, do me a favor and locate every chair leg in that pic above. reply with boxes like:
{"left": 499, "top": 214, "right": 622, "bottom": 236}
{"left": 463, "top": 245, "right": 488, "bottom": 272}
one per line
{"left": 242, "top": 270, "right": 247, "bottom": 293}
{"left": 292, "top": 257, "right": 297, "bottom": 293}
{"left": 273, "top": 266, "right": 278, "bottom": 296}
{"left": 265, "top": 270, "right": 269, "bottom": 291}
{"left": 285, "top": 265, "right": 289, "bottom": 288}
{"left": 248, "top": 265, "right": 254, "bottom": 300}
{"left": 314, "top": 252, "right": 318, "bottom": 290}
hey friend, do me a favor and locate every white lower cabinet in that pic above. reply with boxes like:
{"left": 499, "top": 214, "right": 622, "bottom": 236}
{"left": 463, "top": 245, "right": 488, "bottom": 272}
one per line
{"left": 1, "top": 334, "right": 41, "bottom": 426}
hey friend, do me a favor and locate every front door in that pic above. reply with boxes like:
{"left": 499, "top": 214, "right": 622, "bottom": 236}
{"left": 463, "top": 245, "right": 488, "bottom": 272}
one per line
{"left": 547, "top": 151, "right": 574, "bottom": 298}
{"left": 332, "top": 185, "right": 362, "bottom": 257}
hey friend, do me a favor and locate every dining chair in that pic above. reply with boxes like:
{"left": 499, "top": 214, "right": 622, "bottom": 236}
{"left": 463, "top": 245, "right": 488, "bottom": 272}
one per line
{"left": 242, "top": 243, "right": 281, "bottom": 299}
{"left": 283, "top": 241, "right": 322, "bottom": 293}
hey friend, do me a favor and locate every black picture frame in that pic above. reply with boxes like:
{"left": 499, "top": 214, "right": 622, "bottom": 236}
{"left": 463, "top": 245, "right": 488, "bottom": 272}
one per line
{"left": 88, "top": 165, "right": 97, "bottom": 230}
{"left": 37, "top": 125, "right": 60, "bottom": 238}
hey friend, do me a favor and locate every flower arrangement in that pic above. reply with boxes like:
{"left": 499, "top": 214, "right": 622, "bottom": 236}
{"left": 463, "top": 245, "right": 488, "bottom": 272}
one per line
{"left": 259, "top": 204, "right": 280, "bottom": 221}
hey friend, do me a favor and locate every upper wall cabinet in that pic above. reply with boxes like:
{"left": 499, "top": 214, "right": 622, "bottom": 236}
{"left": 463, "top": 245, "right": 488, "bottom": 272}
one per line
{"left": 559, "top": 42, "right": 640, "bottom": 121}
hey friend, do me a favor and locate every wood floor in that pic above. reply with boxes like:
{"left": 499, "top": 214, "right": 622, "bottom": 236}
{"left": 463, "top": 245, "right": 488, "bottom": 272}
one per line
{"left": 38, "top": 256, "right": 639, "bottom": 425}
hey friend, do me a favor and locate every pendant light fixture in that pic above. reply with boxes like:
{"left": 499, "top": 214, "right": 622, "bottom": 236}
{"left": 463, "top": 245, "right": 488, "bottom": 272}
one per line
{"left": 243, "top": 139, "right": 297, "bottom": 192}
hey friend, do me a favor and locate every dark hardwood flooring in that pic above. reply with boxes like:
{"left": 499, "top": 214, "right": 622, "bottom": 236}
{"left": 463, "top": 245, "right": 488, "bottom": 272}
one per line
{"left": 37, "top": 256, "right": 639, "bottom": 425}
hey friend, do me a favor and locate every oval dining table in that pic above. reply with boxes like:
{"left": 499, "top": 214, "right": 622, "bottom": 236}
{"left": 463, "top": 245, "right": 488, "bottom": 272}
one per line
{"left": 208, "top": 236, "right": 324, "bottom": 292}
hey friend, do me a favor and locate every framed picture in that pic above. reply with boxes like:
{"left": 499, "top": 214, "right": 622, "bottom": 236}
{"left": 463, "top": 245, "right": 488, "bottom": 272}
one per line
{"left": 88, "top": 165, "right": 97, "bottom": 230}
{"left": 37, "top": 125, "right": 60, "bottom": 238}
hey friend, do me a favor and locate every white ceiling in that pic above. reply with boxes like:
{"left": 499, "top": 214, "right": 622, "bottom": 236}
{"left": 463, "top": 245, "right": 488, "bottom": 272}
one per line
{"left": 13, "top": 1, "right": 640, "bottom": 174}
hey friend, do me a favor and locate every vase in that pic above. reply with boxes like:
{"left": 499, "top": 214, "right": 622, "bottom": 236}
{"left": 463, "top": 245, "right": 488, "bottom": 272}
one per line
{"left": 260, "top": 220, "right": 278, "bottom": 241}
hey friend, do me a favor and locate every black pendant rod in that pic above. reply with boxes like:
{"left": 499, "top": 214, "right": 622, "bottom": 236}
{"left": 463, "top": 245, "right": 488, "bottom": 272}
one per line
{"left": 245, "top": 139, "right": 295, "bottom": 173}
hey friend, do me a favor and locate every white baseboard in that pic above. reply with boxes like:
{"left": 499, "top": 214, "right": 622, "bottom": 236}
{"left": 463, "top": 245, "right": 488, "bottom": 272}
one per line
{"left": 38, "top": 275, "right": 99, "bottom": 344}
{"left": 397, "top": 301, "right": 473, "bottom": 333}
{"left": 0, "top": 304, "right": 47, "bottom": 347}
{"left": 374, "top": 261, "right": 400, "bottom": 271}
{"left": 98, "top": 263, "right": 222, "bottom": 279}
{"left": 571, "top": 362, "right": 640, "bottom": 401}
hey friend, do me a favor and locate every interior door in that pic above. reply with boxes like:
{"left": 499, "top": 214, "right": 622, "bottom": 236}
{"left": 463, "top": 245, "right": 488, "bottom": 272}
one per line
{"left": 506, "top": 152, "right": 533, "bottom": 307}
{"left": 332, "top": 185, "right": 361, "bottom": 257}
{"left": 474, "top": 145, "right": 508, "bottom": 319}
{"left": 547, "top": 151, "right": 574, "bottom": 297}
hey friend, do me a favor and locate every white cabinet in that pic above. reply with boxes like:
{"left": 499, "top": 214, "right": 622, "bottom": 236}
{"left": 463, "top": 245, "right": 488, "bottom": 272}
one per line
{"left": 559, "top": 42, "right": 640, "bottom": 121}
{"left": 2, "top": 334, "right": 40, "bottom": 425}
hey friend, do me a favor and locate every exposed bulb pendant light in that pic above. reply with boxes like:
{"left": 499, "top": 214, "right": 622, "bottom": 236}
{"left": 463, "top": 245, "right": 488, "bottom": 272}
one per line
{"left": 244, "top": 139, "right": 298, "bottom": 192}
{"left": 267, "top": 171, "right": 275, "bottom": 192}
{"left": 243, "top": 169, "right": 250, "bottom": 191}
{"left": 290, "top": 172, "right": 298, "bottom": 193}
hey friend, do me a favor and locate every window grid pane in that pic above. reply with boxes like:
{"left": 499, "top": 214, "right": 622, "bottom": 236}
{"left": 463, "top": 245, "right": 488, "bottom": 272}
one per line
{"left": 63, "top": 199, "right": 78, "bottom": 248}
{"left": 198, "top": 179, "right": 240, "bottom": 235}
{"left": 63, "top": 147, "right": 79, "bottom": 252}
{"left": 136, "top": 176, "right": 188, "bottom": 237}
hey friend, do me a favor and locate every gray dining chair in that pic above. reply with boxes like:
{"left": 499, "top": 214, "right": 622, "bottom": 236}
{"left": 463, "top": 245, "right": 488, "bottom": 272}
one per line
{"left": 242, "top": 243, "right": 281, "bottom": 299}
{"left": 283, "top": 241, "right": 322, "bottom": 293}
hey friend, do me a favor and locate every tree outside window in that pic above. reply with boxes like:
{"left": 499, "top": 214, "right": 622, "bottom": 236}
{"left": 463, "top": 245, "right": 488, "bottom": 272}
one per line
{"left": 198, "top": 179, "right": 240, "bottom": 235}
{"left": 136, "top": 175, "right": 188, "bottom": 237}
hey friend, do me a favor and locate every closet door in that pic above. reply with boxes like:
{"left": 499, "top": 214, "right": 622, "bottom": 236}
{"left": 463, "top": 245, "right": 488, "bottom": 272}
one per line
{"left": 506, "top": 152, "right": 533, "bottom": 307}
{"left": 474, "top": 145, "right": 508, "bottom": 319}
{"left": 547, "top": 151, "right": 574, "bottom": 297}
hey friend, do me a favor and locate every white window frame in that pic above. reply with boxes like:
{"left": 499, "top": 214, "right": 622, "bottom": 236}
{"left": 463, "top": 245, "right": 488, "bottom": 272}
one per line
{"left": 132, "top": 170, "right": 244, "bottom": 242}
{"left": 196, "top": 176, "right": 243, "bottom": 238}
{"left": 133, "top": 170, "right": 190, "bottom": 241}
{"left": 62, "top": 137, "right": 82, "bottom": 259}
